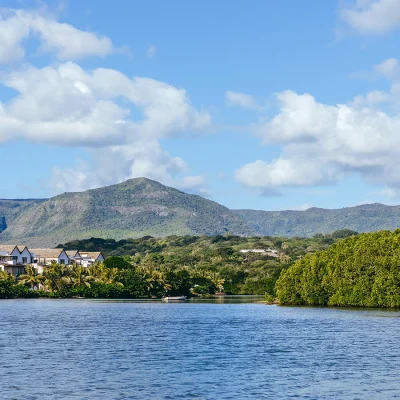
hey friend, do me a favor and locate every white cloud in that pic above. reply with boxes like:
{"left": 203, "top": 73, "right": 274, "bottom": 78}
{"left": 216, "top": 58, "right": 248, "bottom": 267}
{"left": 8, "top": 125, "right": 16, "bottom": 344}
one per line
{"left": 0, "top": 11, "right": 29, "bottom": 63}
{"left": 340, "top": 0, "right": 400, "bottom": 35}
{"left": 0, "top": 62, "right": 210, "bottom": 146}
{"left": 0, "top": 61, "right": 210, "bottom": 194}
{"left": 235, "top": 86, "right": 400, "bottom": 197}
{"left": 51, "top": 143, "right": 210, "bottom": 197}
{"left": 0, "top": 9, "right": 115, "bottom": 63}
{"left": 225, "top": 91, "right": 262, "bottom": 111}
{"left": 146, "top": 44, "right": 157, "bottom": 58}
{"left": 350, "top": 58, "right": 400, "bottom": 81}
{"left": 51, "top": 140, "right": 188, "bottom": 192}
{"left": 181, "top": 175, "right": 206, "bottom": 189}
{"left": 0, "top": 8, "right": 211, "bottom": 196}
{"left": 350, "top": 90, "right": 389, "bottom": 107}
{"left": 374, "top": 58, "right": 400, "bottom": 79}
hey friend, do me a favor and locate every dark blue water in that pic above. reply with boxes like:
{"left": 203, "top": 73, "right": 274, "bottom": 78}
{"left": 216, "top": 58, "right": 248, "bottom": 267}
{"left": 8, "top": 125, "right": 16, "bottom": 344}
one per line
{"left": 1, "top": 299, "right": 400, "bottom": 399}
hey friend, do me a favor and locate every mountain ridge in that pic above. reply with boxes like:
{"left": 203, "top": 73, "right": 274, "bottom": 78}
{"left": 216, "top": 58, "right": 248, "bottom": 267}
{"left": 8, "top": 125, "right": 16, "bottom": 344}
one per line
{"left": 233, "top": 203, "right": 400, "bottom": 237}
{"left": 1, "top": 178, "right": 400, "bottom": 245}
{"left": 0, "top": 178, "right": 254, "bottom": 246}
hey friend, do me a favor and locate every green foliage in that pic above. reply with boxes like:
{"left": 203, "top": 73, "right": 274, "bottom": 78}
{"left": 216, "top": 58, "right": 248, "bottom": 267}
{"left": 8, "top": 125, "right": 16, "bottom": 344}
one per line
{"left": 0, "top": 279, "right": 41, "bottom": 299}
{"left": 103, "top": 256, "right": 131, "bottom": 269}
{"left": 276, "top": 230, "right": 400, "bottom": 308}
{"left": 331, "top": 229, "right": 359, "bottom": 238}
{"left": 70, "top": 283, "right": 126, "bottom": 298}
{"left": 0, "top": 231, "right": 354, "bottom": 300}
{"left": 60, "top": 233, "right": 342, "bottom": 297}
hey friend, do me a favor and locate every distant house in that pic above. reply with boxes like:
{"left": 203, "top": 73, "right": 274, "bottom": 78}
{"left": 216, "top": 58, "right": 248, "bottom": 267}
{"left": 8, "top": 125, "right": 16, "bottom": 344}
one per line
{"left": 0, "top": 245, "right": 32, "bottom": 276}
{"left": 71, "top": 251, "right": 105, "bottom": 267}
{"left": 31, "top": 249, "right": 70, "bottom": 266}
{"left": 66, "top": 250, "right": 80, "bottom": 259}
{"left": 0, "top": 244, "right": 105, "bottom": 276}
{"left": 239, "top": 248, "right": 279, "bottom": 257}
{"left": 240, "top": 249, "right": 267, "bottom": 254}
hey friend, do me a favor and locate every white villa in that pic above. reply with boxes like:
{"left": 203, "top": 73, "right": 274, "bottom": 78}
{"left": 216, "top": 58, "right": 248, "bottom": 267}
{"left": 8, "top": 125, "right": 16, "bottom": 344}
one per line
{"left": 71, "top": 251, "right": 104, "bottom": 267}
{"left": 239, "top": 248, "right": 279, "bottom": 257}
{"left": 0, "top": 244, "right": 105, "bottom": 276}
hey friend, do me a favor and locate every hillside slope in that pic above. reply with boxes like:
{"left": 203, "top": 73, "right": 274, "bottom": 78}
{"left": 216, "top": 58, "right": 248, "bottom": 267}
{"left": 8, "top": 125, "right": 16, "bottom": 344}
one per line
{"left": 0, "top": 199, "right": 46, "bottom": 233}
{"left": 0, "top": 178, "right": 254, "bottom": 246}
{"left": 234, "top": 203, "right": 400, "bottom": 237}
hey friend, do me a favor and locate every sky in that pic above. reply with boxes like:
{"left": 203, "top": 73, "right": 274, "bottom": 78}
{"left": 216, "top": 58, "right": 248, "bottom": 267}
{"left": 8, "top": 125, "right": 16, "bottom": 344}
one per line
{"left": 1, "top": 0, "right": 400, "bottom": 211}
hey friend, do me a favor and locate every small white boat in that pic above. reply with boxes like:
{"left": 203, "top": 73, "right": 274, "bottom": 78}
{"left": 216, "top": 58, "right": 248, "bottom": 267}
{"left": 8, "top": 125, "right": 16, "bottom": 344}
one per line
{"left": 162, "top": 296, "right": 187, "bottom": 302}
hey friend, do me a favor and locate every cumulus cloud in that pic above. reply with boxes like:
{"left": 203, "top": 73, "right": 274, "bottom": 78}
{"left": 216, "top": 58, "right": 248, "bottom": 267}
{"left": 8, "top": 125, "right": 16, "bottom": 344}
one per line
{"left": 235, "top": 84, "right": 400, "bottom": 197}
{"left": 225, "top": 91, "right": 262, "bottom": 111}
{"left": 0, "top": 62, "right": 210, "bottom": 146}
{"left": 15, "top": 63, "right": 212, "bottom": 193}
{"left": 340, "top": 0, "right": 400, "bottom": 35}
{"left": 51, "top": 142, "right": 209, "bottom": 196}
{"left": 351, "top": 90, "right": 390, "bottom": 107}
{"left": 0, "top": 8, "right": 115, "bottom": 63}
{"left": 0, "top": 8, "right": 211, "bottom": 196}
{"left": 51, "top": 140, "right": 188, "bottom": 192}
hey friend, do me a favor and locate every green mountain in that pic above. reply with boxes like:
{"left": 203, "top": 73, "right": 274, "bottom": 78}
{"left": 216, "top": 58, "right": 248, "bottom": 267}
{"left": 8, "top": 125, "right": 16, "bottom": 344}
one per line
{"left": 0, "top": 178, "right": 254, "bottom": 246}
{"left": 3, "top": 178, "right": 400, "bottom": 246}
{"left": 234, "top": 203, "right": 400, "bottom": 237}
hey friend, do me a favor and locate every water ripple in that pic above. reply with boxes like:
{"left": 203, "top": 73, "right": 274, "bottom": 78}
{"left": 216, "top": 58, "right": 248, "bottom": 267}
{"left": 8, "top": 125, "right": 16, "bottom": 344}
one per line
{"left": 0, "top": 300, "right": 400, "bottom": 399}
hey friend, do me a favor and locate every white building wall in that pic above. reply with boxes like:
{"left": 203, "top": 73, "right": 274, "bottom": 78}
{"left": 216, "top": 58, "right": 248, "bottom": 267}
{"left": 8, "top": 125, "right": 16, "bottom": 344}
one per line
{"left": 58, "top": 251, "right": 69, "bottom": 265}
{"left": 18, "top": 248, "right": 33, "bottom": 264}
{"left": 10, "top": 247, "right": 20, "bottom": 262}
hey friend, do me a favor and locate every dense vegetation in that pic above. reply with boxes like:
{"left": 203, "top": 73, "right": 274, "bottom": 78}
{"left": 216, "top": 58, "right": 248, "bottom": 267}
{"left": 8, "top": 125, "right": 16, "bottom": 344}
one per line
{"left": 57, "top": 233, "right": 348, "bottom": 297}
{"left": 276, "top": 230, "right": 400, "bottom": 308}
{"left": 6, "top": 229, "right": 400, "bottom": 307}
{"left": 1, "top": 232, "right": 347, "bottom": 299}
{"left": 0, "top": 263, "right": 163, "bottom": 299}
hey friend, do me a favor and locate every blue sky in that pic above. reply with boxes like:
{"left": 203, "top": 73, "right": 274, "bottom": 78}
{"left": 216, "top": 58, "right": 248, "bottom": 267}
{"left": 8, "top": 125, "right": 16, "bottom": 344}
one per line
{"left": 1, "top": 0, "right": 400, "bottom": 210}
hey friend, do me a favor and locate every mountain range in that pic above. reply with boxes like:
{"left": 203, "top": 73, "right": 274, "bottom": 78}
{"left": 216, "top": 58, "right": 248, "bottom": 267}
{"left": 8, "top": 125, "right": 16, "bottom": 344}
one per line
{"left": 1, "top": 177, "right": 400, "bottom": 246}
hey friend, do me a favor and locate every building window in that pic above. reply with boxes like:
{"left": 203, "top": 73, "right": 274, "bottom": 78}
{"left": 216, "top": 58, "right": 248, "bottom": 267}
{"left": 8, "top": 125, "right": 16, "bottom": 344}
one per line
{"left": 22, "top": 257, "right": 27, "bottom": 264}
{"left": 60, "top": 259, "right": 65, "bottom": 265}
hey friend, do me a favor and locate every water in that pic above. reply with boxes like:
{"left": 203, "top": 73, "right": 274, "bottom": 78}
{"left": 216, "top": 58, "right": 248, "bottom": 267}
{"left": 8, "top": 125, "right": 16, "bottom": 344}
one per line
{"left": 1, "top": 299, "right": 400, "bottom": 399}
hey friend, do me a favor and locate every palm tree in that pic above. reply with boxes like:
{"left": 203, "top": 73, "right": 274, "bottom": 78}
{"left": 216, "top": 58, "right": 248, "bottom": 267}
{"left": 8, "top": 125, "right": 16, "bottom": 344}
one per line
{"left": 68, "top": 266, "right": 93, "bottom": 288}
{"left": 0, "top": 270, "right": 14, "bottom": 282}
{"left": 18, "top": 265, "right": 45, "bottom": 290}
{"left": 43, "top": 262, "right": 71, "bottom": 292}
{"left": 88, "top": 263, "right": 123, "bottom": 286}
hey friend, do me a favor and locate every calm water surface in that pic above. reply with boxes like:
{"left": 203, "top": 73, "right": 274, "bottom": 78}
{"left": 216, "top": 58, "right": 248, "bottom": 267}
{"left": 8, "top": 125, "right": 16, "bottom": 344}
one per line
{"left": 1, "top": 298, "right": 400, "bottom": 399}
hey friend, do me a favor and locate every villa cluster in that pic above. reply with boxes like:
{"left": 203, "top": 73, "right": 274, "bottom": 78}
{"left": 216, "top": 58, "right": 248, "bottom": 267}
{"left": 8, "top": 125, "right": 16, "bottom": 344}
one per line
{"left": 0, "top": 245, "right": 104, "bottom": 276}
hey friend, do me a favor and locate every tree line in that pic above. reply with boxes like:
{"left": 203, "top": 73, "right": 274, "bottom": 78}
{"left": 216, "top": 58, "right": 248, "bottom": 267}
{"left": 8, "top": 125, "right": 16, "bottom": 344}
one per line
{"left": 276, "top": 229, "right": 400, "bottom": 308}
{"left": 0, "top": 230, "right": 361, "bottom": 300}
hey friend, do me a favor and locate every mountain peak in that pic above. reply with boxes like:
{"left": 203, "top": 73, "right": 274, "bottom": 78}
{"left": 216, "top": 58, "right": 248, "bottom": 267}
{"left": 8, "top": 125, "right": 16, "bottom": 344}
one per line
{"left": 0, "top": 177, "right": 253, "bottom": 246}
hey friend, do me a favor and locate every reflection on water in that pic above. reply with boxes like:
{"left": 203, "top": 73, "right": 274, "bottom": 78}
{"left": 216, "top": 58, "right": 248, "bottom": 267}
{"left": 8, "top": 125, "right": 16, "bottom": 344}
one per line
{"left": 1, "top": 299, "right": 400, "bottom": 399}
